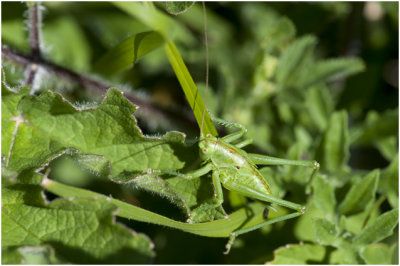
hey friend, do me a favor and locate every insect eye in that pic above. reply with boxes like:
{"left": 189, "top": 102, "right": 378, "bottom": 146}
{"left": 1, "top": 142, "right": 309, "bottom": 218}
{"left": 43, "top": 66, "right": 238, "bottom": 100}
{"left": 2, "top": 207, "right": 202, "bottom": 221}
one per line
{"left": 206, "top": 133, "right": 212, "bottom": 138}
{"left": 235, "top": 166, "right": 241, "bottom": 169}
{"left": 203, "top": 148, "right": 208, "bottom": 153}
{"left": 263, "top": 208, "right": 269, "bottom": 219}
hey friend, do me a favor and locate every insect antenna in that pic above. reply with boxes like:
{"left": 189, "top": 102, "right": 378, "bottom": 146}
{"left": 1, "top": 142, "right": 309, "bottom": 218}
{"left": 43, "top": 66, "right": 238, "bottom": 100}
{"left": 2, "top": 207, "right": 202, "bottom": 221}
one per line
{"left": 200, "top": 1, "right": 209, "bottom": 137}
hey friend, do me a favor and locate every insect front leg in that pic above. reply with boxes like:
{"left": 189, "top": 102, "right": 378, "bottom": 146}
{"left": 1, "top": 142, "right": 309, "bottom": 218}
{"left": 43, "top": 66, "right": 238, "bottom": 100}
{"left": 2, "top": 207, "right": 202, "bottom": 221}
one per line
{"left": 184, "top": 163, "right": 213, "bottom": 179}
{"left": 154, "top": 163, "right": 213, "bottom": 179}
{"left": 234, "top": 138, "right": 253, "bottom": 148}
{"left": 211, "top": 171, "right": 227, "bottom": 214}
{"left": 191, "top": 170, "right": 229, "bottom": 218}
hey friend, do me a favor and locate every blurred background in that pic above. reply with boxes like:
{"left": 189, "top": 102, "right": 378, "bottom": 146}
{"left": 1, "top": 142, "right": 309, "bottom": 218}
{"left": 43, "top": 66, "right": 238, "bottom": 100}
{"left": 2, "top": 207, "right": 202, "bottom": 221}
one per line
{"left": 2, "top": 2, "right": 398, "bottom": 263}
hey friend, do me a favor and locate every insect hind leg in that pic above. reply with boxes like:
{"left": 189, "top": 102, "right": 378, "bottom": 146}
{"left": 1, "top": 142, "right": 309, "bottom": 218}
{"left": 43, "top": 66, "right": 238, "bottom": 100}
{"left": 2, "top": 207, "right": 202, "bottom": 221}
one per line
{"left": 151, "top": 164, "right": 212, "bottom": 180}
{"left": 223, "top": 212, "right": 302, "bottom": 254}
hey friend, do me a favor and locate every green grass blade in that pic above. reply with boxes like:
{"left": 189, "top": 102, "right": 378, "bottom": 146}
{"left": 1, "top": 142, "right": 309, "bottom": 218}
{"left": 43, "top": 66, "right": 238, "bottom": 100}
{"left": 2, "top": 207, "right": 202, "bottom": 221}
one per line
{"left": 93, "top": 31, "right": 164, "bottom": 75}
{"left": 44, "top": 178, "right": 288, "bottom": 238}
{"left": 164, "top": 41, "right": 217, "bottom": 136}
{"left": 111, "top": 1, "right": 216, "bottom": 136}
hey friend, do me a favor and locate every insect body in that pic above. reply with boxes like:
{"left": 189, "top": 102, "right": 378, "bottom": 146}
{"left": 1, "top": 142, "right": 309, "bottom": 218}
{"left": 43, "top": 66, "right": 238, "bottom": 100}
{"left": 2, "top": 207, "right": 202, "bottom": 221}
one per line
{"left": 199, "top": 132, "right": 275, "bottom": 204}
{"left": 182, "top": 116, "right": 319, "bottom": 253}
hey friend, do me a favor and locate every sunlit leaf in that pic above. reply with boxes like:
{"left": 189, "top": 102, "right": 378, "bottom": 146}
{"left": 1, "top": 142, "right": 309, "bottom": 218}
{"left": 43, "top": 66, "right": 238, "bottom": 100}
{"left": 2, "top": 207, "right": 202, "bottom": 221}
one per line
{"left": 338, "top": 169, "right": 379, "bottom": 215}
{"left": 93, "top": 31, "right": 165, "bottom": 75}
{"left": 2, "top": 182, "right": 155, "bottom": 263}
{"left": 268, "top": 243, "right": 325, "bottom": 264}
{"left": 353, "top": 208, "right": 399, "bottom": 246}
{"left": 316, "top": 111, "right": 350, "bottom": 173}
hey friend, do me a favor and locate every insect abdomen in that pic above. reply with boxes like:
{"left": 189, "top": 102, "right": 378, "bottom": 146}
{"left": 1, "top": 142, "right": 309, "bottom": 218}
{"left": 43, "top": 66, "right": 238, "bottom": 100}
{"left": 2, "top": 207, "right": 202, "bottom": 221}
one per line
{"left": 207, "top": 139, "right": 272, "bottom": 195}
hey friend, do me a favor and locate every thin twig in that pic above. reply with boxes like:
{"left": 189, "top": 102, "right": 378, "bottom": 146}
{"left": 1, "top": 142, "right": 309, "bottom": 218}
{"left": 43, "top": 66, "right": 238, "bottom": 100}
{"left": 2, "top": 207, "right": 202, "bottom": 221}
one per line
{"left": 2, "top": 46, "right": 196, "bottom": 130}
{"left": 29, "top": 2, "right": 41, "bottom": 60}
{"left": 25, "top": 2, "right": 42, "bottom": 86}
{"left": 24, "top": 63, "right": 38, "bottom": 86}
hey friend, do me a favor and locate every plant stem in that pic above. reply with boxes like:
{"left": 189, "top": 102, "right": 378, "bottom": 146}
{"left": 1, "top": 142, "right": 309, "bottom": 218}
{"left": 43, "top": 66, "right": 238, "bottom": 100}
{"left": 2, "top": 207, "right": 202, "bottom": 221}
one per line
{"left": 25, "top": 2, "right": 42, "bottom": 86}
{"left": 42, "top": 177, "right": 289, "bottom": 238}
{"left": 2, "top": 45, "right": 196, "bottom": 130}
{"left": 29, "top": 2, "right": 41, "bottom": 60}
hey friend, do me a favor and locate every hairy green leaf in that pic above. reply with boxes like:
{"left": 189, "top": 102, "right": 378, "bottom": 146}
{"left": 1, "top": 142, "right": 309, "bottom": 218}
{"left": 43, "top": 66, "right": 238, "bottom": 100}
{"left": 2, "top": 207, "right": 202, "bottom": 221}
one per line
{"left": 299, "top": 58, "right": 365, "bottom": 88}
{"left": 276, "top": 35, "right": 316, "bottom": 87}
{"left": 110, "top": 168, "right": 225, "bottom": 222}
{"left": 268, "top": 243, "right": 325, "bottom": 264}
{"left": 316, "top": 111, "right": 350, "bottom": 173}
{"left": 2, "top": 85, "right": 65, "bottom": 174}
{"left": 379, "top": 154, "right": 399, "bottom": 208}
{"left": 1, "top": 83, "right": 28, "bottom": 158}
{"left": 306, "top": 85, "right": 334, "bottom": 131}
{"left": 312, "top": 174, "right": 336, "bottom": 221}
{"left": 313, "top": 218, "right": 343, "bottom": 248}
{"left": 8, "top": 88, "right": 187, "bottom": 178}
{"left": 116, "top": 173, "right": 193, "bottom": 218}
{"left": 2, "top": 183, "right": 154, "bottom": 263}
{"left": 353, "top": 208, "right": 399, "bottom": 246}
{"left": 338, "top": 169, "right": 379, "bottom": 215}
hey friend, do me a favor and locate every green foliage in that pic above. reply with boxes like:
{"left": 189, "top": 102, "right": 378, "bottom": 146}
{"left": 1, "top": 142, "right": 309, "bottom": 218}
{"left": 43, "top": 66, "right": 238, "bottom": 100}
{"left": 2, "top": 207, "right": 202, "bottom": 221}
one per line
{"left": 268, "top": 243, "right": 325, "bottom": 264}
{"left": 316, "top": 111, "right": 350, "bottom": 174}
{"left": 3, "top": 86, "right": 187, "bottom": 177}
{"left": 353, "top": 208, "right": 399, "bottom": 246}
{"left": 1, "top": 1, "right": 398, "bottom": 264}
{"left": 359, "top": 243, "right": 396, "bottom": 265}
{"left": 2, "top": 181, "right": 154, "bottom": 264}
{"left": 93, "top": 31, "right": 164, "bottom": 75}
{"left": 276, "top": 35, "right": 317, "bottom": 87}
{"left": 338, "top": 170, "right": 379, "bottom": 215}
